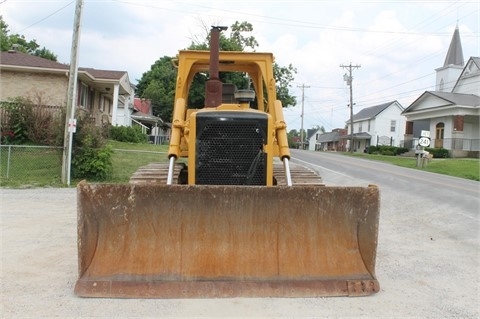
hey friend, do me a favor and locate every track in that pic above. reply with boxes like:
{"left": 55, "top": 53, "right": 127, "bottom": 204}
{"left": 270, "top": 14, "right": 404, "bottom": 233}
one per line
{"left": 129, "top": 161, "right": 323, "bottom": 186}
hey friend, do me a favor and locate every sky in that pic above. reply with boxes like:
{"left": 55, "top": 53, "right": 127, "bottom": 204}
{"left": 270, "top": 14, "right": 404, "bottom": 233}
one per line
{"left": 1, "top": 0, "right": 479, "bottom": 131}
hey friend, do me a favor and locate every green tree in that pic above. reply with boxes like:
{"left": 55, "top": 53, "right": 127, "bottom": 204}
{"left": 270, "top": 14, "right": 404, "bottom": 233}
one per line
{"left": 0, "top": 16, "right": 57, "bottom": 61}
{"left": 312, "top": 125, "right": 326, "bottom": 133}
{"left": 136, "top": 56, "right": 177, "bottom": 120}
{"left": 136, "top": 21, "right": 297, "bottom": 121}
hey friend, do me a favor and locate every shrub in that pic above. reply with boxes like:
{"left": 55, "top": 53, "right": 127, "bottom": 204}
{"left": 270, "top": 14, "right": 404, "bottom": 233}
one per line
{"left": 109, "top": 125, "right": 148, "bottom": 143}
{"left": 0, "top": 98, "right": 64, "bottom": 146}
{"left": 367, "top": 145, "right": 408, "bottom": 156}
{"left": 0, "top": 99, "right": 29, "bottom": 144}
{"left": 425, "top": 147, "right": 449, "bottom": 158}
{"left": 395, "top": 147, "right": 409, "bottom": 155}
{"left": 367, "top": 145, "right": 378, "bottom": 154}
{"left": 71, "top": 112, "right": 113, "bottom": 180}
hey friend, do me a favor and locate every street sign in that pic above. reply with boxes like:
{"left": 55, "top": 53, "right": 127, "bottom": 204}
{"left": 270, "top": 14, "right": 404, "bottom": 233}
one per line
{"left": 418, "top": 137, "right": 430, "bottom": 147}
{"left": 420, "top": 130, "right": 430, "bottom": 138}
{"left": 68, "top": 118, "right": 77, "bottom": 133}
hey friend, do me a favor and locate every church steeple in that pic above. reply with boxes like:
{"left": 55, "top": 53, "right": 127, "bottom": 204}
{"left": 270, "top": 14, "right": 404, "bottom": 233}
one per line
{"left": 443, "top": 25, "right": 464, "bottom": 67}
{"left": 435, "top": 25, "right": 465, "bottom": 92}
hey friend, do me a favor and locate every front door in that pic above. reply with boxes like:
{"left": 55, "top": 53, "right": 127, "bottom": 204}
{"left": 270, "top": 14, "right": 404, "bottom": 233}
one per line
{"left": 435, "top": 122, "right": 444, "bottom": 148}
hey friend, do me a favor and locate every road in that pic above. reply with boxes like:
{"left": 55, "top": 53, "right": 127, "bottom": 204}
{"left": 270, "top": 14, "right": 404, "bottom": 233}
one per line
{"left": 1, "top": 151, "right": 479, "bottom": 318}
{"left": 290, "top": 149, "right": 480, "bottom": 316}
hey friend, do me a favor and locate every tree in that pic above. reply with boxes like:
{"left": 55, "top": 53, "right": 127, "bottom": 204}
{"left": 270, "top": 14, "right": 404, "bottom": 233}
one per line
{"left": 0, "top": 16, "right": 58, "bottom": 61}
{"left": 136, "top": 21, "right": 297, "bottom": 121}
{"left": 135, "top": 56, "right": 177, "bottom": 121}
{"left": 312, "top": 125, "right": 326, "bottom": 133}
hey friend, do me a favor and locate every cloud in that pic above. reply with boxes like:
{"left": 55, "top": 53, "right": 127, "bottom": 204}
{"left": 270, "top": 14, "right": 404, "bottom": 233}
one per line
{"left": 1, "top": 0, "right": 478, "bottom": 131}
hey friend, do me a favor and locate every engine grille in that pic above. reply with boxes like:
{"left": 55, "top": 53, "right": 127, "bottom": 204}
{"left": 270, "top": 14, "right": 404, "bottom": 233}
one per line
{"left": 195, "top": 111, "right": 268, "bottom": 185}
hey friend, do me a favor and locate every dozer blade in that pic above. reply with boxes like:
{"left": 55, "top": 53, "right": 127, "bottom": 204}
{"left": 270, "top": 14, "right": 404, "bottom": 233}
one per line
{"left": 74, "top": 182, "right": 380, "bottom": 298}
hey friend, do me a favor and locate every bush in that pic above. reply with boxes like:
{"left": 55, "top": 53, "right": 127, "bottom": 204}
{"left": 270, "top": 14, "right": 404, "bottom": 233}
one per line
{"left": 367, "top": 145, "right": 378, "bottom": 154}
{"left": 425, "top": 147, "right": 449, "bottom": 158}
{"left": 109, "top": 125, "right": 148, "bottom": 143}
{"left": 0, "top": 98, "right": 64, "bottom": 146}
{"left": 71, "top": 112, "right": 113, "bottom": 180}
{"left": 367, "top": 145, "right": 408, "bottom": 156}
{"left": 395, "top": 147, "right": 409, "bottom": 155}
{"left": 72, "top": 142, "right": 113, "bottom": 180}
{"left": 1, "top": 99, "right": 29, "bottom": 144}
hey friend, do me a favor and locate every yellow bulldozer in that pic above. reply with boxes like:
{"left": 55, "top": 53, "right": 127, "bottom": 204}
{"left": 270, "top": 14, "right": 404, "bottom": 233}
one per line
{"left": 74, "top": 26, "right": 380, "bottom": 298}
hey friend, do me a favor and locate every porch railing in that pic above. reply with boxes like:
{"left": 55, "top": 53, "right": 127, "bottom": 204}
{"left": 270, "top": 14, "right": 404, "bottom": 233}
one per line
{"left": 401, "top": 138, "right": 480, "bottom": 151}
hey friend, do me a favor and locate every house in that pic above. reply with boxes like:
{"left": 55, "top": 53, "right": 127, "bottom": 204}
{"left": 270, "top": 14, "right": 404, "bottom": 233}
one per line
{"left": 308, "top": 128, "right": 348, "bottom": 151}
{"left": 132, "top": 97, "right": 170, "bottom": 144}
{"left": 0, "top": 49, "right": 134, "bottom": 128}
{"left": 401, "top": 26, "right": 480, "bottom": 158}
{"left": 345, "top": 101, "right": 405, "bottom": 152}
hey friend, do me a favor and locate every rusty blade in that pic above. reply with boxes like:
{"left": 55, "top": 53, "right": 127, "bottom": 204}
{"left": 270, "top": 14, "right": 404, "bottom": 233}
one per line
{"left": 75, "top": 182, "right": 380, "bottom": 298}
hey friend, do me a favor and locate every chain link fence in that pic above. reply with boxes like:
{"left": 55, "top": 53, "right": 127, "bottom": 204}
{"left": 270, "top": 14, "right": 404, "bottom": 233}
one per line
{"left": 0, "top": 145, "right": 168, "bottom": 187}
{"left": 0, "top": 145, "right": 63, "bottom": 186}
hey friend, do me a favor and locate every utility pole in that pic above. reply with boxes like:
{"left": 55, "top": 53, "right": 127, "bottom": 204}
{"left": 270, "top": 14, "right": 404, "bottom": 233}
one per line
{"left": 297, "top": 83, "right": 310, "bottom": 150}
{"left": 340, "top": 63, "right": 361, "bottom": 153}
{"left": 62, "top": 0, "right": 84, "bottom": 185}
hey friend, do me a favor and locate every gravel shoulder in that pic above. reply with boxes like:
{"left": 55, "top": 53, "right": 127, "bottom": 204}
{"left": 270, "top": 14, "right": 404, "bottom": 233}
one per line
{"left": 1, "top": 185, "right": 479, "bottom": 318}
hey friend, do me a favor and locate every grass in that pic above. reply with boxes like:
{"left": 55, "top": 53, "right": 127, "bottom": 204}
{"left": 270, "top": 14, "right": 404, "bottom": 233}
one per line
{"left": 106, "top": 140, "right": 169, "bottom": 183}
{"left": 1, "top": 142, "right": 478, "bottom": 188}
{"left": 0, "top": 146, "right": 64, "bottom": 188}
{"left": 345, "top": 152, "right": 480, "bottom": 181}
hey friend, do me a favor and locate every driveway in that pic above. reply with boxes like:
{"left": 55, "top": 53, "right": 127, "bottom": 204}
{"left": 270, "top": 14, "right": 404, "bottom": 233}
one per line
{"left": 1, "top": 152, "right": 479, "bottom": 317}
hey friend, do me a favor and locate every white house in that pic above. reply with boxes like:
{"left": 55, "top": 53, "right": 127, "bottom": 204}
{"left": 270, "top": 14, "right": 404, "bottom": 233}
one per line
{"left": 402, "top": 26, "right": 479, "bottom": 158}
{"left": 346, "top": 101, "right": 405, "bottom": 152}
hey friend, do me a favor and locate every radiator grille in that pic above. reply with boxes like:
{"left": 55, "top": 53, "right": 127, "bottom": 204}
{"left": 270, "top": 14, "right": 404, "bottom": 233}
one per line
{"left": 196, "top": 112, "right": 268, "bottom": 185}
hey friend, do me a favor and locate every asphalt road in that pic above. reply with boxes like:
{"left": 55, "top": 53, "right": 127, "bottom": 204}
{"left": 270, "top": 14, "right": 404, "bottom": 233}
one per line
{"left": 1, "top": 151, "right": 479, "bottom": 318}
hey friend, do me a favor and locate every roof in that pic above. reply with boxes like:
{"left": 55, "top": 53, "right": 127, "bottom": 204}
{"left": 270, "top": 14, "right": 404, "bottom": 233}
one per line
{"left": 0, "top": 50, "right": 69, "bottom": 70}
{"left": 133, "top": 98, "right": 152, "bottom": 114}
{"left": 131, "top": 111, "right": 163, "bottom": 125}
{"left": 352, "top": 101, "right": 398, "bottom": 121}
{"left": 443, "top": 26, "right": 464, "bottom": 67}
{"left": 306, "top": 128, "right": 318, "bottom": 140}
{"left": 338, "top": 132, "right": 371, "bottom": 140}
{"left": 316, "top": 131, "right": 341, "bottom": 143}
{"left": 79, "top": 67, "right": 127, "bottom": 80}
{"left": 0, "top": 50, "right": 127, "bottom": 80}
{"left": 427, "top": 91, "right": 480, "bottom": 106}
{"left": 403, "top": 91, "right": 480, "bottom": 114}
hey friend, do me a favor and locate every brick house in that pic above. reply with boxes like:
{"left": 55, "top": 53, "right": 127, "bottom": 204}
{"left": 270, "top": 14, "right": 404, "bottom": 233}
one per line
{"left": 307, "top": 128, "right": 348, "bottom": 151}
{"left": 0, "top": 49, "right": 133, "bottom": 127}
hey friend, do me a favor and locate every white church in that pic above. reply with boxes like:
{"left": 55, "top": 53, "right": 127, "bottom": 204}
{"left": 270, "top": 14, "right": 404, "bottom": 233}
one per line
{"left": 401, "top": 26, "right": 480, "bottom": 158}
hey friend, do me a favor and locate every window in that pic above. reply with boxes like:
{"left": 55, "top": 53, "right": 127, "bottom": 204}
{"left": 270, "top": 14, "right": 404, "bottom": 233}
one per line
{"left": 100, "top": 95, "right": 111, "bottom": 113}
{"left": 78, "top": 83, "right": 90, "bottom": 108}
{"left": 390, "top": 120, "right": 396, "bottom": 132}
{"left": 368, "top": 120, "right": 371, "bottom": 132}
{"left": 359, "top": 122, "right": 363, "bottom": 132}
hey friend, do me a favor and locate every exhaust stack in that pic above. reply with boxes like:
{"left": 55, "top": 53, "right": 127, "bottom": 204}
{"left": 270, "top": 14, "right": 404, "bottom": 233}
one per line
{"left": 204, "top": 26, "right": 227, "bottom": 107}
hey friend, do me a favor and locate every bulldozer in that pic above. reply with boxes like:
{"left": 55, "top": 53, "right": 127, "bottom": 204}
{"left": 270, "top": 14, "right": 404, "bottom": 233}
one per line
{"left": 74, "top": 26, "right": 380, "bottom": 298}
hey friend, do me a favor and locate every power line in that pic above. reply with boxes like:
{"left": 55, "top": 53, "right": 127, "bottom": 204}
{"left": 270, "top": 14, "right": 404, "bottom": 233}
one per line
{"left": 18, "top": 1, "right": 75, "bottom": 33}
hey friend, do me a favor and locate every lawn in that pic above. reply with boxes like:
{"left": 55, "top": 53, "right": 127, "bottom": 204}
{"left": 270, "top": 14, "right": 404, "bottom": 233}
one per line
{"left": 345, "top": 152, "right": 479, "bottom": 181}
{"left": 0, "top": 146, "right": 64, "bottom": 187}
{"left": 107, "top": 140, "right": 169, "bottom": 183}
{"left": 1, "top": 142, "right": 478, "bottom": 188}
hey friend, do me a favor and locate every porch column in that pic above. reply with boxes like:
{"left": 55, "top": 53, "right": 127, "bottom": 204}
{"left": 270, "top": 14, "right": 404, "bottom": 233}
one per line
{"left": 111, "top": 84, "right": 119, "bottom": 126}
